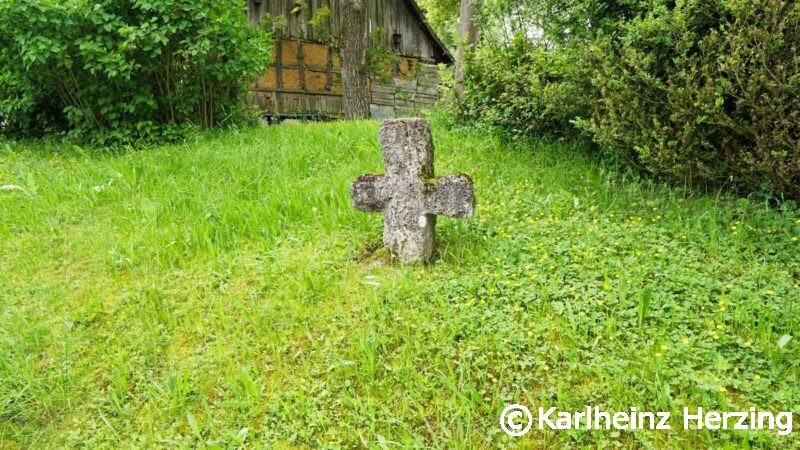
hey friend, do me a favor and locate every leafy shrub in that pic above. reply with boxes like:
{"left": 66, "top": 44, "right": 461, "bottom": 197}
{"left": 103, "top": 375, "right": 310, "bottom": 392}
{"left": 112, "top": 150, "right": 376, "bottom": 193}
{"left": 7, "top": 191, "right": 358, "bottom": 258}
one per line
{"left": 456, "top": 0, "right": 799, "bottom": 198}
{"left": 581, "top": 0, "right": 800, "bottom": 198}
{"left": 458, "top": 36, "right": 593, "bottom": 139}
{"left": 310, "top": 6, "right": 332, "bottom": 42}
{"left": 0, "top": 0, "right": 271, "bottom": 144}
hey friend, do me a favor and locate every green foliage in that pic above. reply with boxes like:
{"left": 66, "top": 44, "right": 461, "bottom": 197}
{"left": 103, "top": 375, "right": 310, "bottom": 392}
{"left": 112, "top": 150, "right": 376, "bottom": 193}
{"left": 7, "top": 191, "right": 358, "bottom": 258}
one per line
{"left": 0, "top": 0, "right": 271, "bottom": 144}
{"left": 458, "top": 36, "right": 593, "bottom": 138}
{"left": 310, "top": 6, "right": 331, "bottom": 42}
{"left": 581, "top": 0, "right": 800, "bottom": 198}
{"left": 456, "top": 0, "right": 800, "bottom": 199}
{"left": 365, "top": 28, "right": 398, "bottom": 83}
{"left": 262, "top": 13, "right": 288, "bottom": 39}
{"left": 416, "top": 0, "right": 460, "bottom": 47}
{"left": 1, "top": 122, "right": 798, "bottom": 447}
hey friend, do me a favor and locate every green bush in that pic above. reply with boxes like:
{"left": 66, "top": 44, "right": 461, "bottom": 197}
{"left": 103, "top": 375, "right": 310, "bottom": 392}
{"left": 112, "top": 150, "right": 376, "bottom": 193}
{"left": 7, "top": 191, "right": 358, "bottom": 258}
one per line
{"left": 457, "top": 0, "right": 799, "bottom": 199}
{"left": 581, "top": 0, "right": 799, "bottom": 198}
{"left": 458, "top": 36, "right": 593, "bottom": 139}
{"left": 0, "top": 0, "right": 271, "bottom": 144}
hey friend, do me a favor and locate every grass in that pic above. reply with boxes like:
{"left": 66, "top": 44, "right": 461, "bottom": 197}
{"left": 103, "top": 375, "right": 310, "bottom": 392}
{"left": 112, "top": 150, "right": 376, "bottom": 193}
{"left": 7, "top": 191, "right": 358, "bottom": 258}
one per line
{"left": 0, "top": 120, "right": 798, "bottom": 448}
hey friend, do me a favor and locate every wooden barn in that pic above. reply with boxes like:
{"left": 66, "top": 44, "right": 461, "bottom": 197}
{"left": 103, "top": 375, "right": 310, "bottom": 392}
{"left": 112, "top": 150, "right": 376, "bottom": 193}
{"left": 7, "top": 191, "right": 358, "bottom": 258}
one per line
{"left": 246, "top": 0, "right": 453, "bottom": 120}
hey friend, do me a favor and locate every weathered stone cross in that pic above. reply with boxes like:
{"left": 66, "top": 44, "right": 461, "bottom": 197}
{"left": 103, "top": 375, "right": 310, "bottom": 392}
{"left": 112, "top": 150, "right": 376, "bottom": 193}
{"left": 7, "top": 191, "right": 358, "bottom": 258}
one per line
{"left": 350, "top": 119, "right": 476, "bottom": 263}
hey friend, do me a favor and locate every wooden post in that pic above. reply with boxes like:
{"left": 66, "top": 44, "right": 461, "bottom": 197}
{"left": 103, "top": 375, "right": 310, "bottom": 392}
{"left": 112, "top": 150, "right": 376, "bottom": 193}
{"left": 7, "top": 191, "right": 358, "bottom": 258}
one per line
{"left": 298, "top": 41, "right": 306, "bottom": 91}
{"left": 325, "top": 45, "right": 333, "bottom": 91}
{"left": 276, "top": 38, "right": 284, "bottom": 89}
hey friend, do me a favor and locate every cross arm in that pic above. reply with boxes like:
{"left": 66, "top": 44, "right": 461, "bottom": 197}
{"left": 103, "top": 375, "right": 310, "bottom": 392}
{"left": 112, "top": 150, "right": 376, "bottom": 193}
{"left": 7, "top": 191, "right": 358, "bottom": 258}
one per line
{"left": 350, "top": 174, "right": 390, "bottom": 212}
{"left": 424, "top": 174, "right": 476, "bottom": 218}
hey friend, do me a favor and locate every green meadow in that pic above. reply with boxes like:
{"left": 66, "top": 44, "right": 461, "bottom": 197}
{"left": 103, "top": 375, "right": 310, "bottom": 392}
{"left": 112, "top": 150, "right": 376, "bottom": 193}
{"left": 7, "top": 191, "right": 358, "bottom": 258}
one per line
{"left": 1, "top": 121, "right": 798, "bottom": 448}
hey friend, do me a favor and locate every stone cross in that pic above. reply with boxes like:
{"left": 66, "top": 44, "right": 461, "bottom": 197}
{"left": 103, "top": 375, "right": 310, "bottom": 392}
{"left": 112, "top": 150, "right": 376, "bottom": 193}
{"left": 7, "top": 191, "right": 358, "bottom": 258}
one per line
{"left": 350, "top": 119, "right": 476, "bottom": 263}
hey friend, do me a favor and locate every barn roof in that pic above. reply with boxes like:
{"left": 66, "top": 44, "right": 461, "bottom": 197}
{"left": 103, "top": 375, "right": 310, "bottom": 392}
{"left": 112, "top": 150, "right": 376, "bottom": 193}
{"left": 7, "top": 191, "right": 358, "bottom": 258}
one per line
{"left": 404, "top": 0, "right": 454, "bottom": 64}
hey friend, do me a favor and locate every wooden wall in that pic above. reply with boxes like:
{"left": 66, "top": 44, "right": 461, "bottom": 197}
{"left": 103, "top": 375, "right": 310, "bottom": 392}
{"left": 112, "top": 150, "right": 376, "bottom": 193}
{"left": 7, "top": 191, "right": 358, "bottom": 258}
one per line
{"left": 249, "top": 39, "right": 440, "bottom": 119}
{"left": 369, "top": 61, "right": 440, "bottom": 120}
{"left": 246, "top": 0, "right": 444, "bottom": 61}
{"left": 246, "top": 1, "right": 444, "bottom": 119}
{"left": 250, "top": 39, "right": 344, "bottom": 118}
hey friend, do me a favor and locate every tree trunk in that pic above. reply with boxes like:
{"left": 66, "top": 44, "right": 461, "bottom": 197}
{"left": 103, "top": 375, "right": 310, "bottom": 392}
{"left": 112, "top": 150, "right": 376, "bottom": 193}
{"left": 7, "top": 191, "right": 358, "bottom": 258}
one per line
{"left": 341, "top": 0, "right": 370, "bottom": 119}
{"left": 455, "top": 0, "right": 478, "bottom": 99}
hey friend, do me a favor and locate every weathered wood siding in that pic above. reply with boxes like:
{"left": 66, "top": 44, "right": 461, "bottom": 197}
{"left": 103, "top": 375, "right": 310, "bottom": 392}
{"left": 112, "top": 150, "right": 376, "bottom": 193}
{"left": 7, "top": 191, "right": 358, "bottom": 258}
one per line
{"left": 247, "top": 0, "right": 445, "bottom": 119}
{"left": 250, "top": 39, "right": 344, "bottom": 118}
{"left": 369, "top": 61, "right": 440, "bottom": 120}
{"left": 246, "top": 0, "right": 446, "bottom": 61}
{"left": 250, "top": 38, "right": 440, "bottom": 119}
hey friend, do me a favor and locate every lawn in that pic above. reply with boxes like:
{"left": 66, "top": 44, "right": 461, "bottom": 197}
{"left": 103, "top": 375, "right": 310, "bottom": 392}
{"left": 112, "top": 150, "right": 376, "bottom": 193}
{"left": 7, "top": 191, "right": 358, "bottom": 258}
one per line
{"left": 1, "top": 120, "right": 798, "bottom": 448}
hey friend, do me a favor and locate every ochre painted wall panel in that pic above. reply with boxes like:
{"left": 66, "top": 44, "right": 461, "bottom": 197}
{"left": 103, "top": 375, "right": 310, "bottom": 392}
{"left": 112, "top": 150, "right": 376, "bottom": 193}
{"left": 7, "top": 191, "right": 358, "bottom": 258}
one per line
{"left": 281, "top": 40, "right": 299, "bottom": 65}
{"left": 282, "top": 68, "right": 302, "bottom": 90}
{"left": 257, "top": 68, "right": 278, "bottom": 89}
{"left": 305, "top": 70, "right": 329, "bottom": 92}
{"left": 302, "top": 42, "right": 330, "bottom": 70}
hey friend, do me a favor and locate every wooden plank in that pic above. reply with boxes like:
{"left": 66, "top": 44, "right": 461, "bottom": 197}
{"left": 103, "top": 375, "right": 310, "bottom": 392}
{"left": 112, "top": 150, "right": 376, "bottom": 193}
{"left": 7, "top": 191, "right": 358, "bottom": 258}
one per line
{"left": 275, "top": 38, "right": 283, "bottom": 88}
{"left": 415, "top": 94, "right": 439, "bottom": 102}
{"left": 325, "top": 45, "right": 333, "bottom": 91}
{"left": 396, "top": 78, "right": 417, "bottom": 89}
{"left": 416, "top": 86, "right": 439, "bottom": 96}
{"left": 418, "top": 73, "right": 439, "bottom": 80}
{"left": 271, "top": 91, "right": 344, "bottom": 116}
{"left": 372, "top": 92, "right": 395, "bottom": 101}
{"left": 395, "top": 97, "right": 414, "bottom": 106}
{"left": 371, "top": 84, "right": 397, "bottom": 94}
{"left": 372, "top": 97, "right": 395, "bottom": 107}
{"left": 329, "top": 0, "right": 340, "bottom": 38}
{"left": 297, "top": 40, "right": 305, "bottom": 90}
{"left": 251, "top": 87, "right": 343, "bottom": 97}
